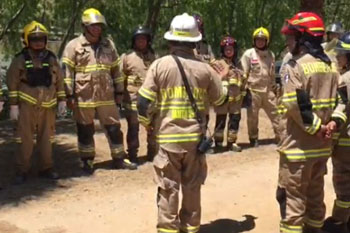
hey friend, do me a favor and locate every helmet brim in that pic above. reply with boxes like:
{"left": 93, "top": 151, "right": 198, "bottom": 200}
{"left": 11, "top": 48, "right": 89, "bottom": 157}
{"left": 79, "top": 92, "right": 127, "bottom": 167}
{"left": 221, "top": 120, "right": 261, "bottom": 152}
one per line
{"left": 164, "top": 31, "right": 202, "bottom": 42}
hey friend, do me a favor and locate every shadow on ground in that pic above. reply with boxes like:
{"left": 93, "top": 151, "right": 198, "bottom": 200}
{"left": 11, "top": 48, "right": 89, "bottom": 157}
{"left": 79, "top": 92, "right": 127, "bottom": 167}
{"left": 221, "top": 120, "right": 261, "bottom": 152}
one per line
{"left": 0, "top": 119, "right": 89, "bottom": 206}
{"left": 199, "top": 215, "right": 257, "bottom": 233}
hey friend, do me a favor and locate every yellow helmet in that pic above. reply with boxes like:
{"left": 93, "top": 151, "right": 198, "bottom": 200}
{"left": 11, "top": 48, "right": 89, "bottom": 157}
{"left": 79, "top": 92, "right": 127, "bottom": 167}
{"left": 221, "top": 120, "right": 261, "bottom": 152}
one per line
{"left": 82, "top": 8, "right": 106, "bottom": 26}
{"left": 253, "top": 27, "right": 270, "bottom": 43}
{"left": 22, "top": 21, "right": 48, "bottom": 47}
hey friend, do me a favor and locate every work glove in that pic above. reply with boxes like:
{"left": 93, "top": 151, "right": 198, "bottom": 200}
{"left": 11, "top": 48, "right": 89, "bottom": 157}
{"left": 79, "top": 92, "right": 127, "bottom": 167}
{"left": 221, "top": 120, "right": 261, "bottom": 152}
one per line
{"left": 58, "top": 101, "right": 67, "bottom": 117}
{"left": 10, "top": 105, "right": 19, "bottom": 120}
{"left": 0, "top": 101, "right": 3, "bottom": 113}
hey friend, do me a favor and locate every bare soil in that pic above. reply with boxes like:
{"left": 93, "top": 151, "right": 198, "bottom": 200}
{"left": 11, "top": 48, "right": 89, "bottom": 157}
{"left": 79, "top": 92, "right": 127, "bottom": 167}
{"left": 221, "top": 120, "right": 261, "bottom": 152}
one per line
{"left": 0, "top": 109, "right": 335, "bottom": 233}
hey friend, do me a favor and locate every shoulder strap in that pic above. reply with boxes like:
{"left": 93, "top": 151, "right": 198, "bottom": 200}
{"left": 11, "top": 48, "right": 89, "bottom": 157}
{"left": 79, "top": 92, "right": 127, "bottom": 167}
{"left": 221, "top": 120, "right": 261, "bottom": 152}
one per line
{"left": 171, "top": 55, "right": 203, "bottom": 125}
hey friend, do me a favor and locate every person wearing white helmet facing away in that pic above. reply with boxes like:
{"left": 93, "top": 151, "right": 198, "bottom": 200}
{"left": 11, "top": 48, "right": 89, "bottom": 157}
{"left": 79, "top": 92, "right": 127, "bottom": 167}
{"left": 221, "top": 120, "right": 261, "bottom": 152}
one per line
{"left": 137, "top": 13, "right": 228, "bottom": 233}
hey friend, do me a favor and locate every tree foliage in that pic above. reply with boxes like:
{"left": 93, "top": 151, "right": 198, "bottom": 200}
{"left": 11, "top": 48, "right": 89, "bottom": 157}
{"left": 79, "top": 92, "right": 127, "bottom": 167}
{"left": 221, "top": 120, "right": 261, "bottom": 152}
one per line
{"left": 0, "top": 0, "right": 349, "bottom": 60}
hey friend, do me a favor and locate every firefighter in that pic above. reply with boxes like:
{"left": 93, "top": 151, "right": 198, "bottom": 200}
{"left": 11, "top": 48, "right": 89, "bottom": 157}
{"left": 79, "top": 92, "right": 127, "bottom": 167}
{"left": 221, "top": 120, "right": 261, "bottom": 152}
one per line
{"left": 322, "top": 32, "right": 350, "bottom": 233}
{"left": 212, "top": 36, "right": 246, "bottom": 152}
{"left": 277, "top": 12, "right": 345, "bottom": 233}
{"left": 137, "top": 13, "right": 227, "bottom": 233}
{"left": 61, "top": 8, "right": 136, "bottom": 174}
{"left": 322, "top": 22, "right": 344, "bottom": 53}
{"left": 240, "top": 27, "right": 281, "bottom": 147}
{"left": 6, "top": 21, "right": 66, "bottom": 184}
{"left": 121, "top": 26, "right": 157, "bottom": 163}
{"left": 193, "top": 13, "right": 215, "bottom": 63}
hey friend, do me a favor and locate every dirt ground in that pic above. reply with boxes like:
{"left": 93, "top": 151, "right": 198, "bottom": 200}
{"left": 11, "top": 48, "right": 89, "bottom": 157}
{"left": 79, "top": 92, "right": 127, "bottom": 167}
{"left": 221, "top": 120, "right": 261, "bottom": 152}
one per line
{"left": 0, "top": 109, "right": 336, "bottom": 233}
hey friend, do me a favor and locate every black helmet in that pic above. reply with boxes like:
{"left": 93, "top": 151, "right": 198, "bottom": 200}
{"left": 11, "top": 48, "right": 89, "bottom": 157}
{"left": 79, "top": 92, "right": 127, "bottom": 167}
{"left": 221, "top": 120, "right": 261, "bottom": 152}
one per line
{"left": 336, "top": 32, "right": 350, "bottom": 53}
{"left": 131, "top": 26, "right": 152, "bottom": 48}
{"left": 326, "top": 22, "right": 344, "bottom": 34}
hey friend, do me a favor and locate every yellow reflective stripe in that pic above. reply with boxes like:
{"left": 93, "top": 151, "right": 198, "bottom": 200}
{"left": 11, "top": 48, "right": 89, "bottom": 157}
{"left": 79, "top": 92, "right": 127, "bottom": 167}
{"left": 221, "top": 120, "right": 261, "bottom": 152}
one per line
{"left": 18, "top": 92, "right": 37, "bottom": 104}
{"left": 335, "top": 199, "right": 350, "bottom": 208}
{"left": 282, "top": 92, "right": 297, "bottom": 103}
{"left": 139, "top": 87, "right": 156, "bottom": 102}
{"left": 13, "top": 137, "right": 22, "bottom": 143}
{"left": 9, "top": 91, "right": 19, "bottom": 98}
{"left": 64, "top": 78, "right": 73, "bottom": 84}
{"left": 157, "top": 228, "right": 179, "bottom": 233}
{"left": 332, "top": 110, "right": 347, "bottom": 123}
{"left": 180, "top": 225, "right": 200, "bottom": 233}
{"left": 213, "top": 93, "right": 226, "bottom": 106}
{"left": 338, "top": 138, "right": 350, "bottom": 146}
{"left": 311, "top": 98, "right": 336, "bottom": 109}
{"left": 305, "top": 113, "right": 321, "bottom": 135}
{"left": 228, "top": 78, "right": 241, "bottom": 86}
{"left": 291, "top": 16, "right": 317, "bottom": 25}
{"left": 304, "top": 218, "right": 323, "bottom": 228}
{"left": 138, "top": 114, "right": 151, "bottom": 125}
{"left": 173, "top": 30, "right": 193, "bottom": 37}
{"left": 77, "top": 101, "right": 115, "bottom": 108}
{"left": 282, "top": 148, "right": 331, "bottom": 160}
{"left": 277, "top": 104, "right": 287, "bottom": 114}
{"left": 57, "top": 91, "right": 66, "bottom": 96}
{"left": 157, "top": 133, "right": 201, "bottom": 143}
{"left": 222, "top": 81, "right": 229, "bottom": 87}
{"left": 158, "top": 101, "right": 205, "bottom": 110}
{"left": 332, "top": 132, "right": 340, "bottom": 140}
{"left": 62, "top": 57, "right": 75, "bottom": 68}
{"left": 114, "top": 76, "right": 124, "bottom": 84}
{"left": 111, "top": 58, "right": 121, "bottom": 68}
{"left": 340, "top": 41, "right": 350, "bottom": 49}
{"left": 309, "top": 27, "right": 324, "bottom": 31}
{"left": 280, "top": 222, "right": 303, "bottom": 233}
{"left": 79, "top": 148, "right": 95, "bottom": 153}
{"left": 41, "top": 98, "right": 57, "bottom": 108}
{"left": 228, "top": 94, "right": 242, "bottom": 103}
{"left": 75, "top": 64, "right": 111, "bottom": 72}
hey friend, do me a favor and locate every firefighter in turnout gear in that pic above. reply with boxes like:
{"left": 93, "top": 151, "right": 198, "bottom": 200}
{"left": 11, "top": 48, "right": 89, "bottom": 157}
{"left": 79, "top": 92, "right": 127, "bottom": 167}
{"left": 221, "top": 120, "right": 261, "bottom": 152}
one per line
{"left": 121, "top": 26, "right": 157, "bottom": 163}
{"left": 240, "top": 27, "right": 281, "bottom": 147}
{"left": 137, "top": 13, "right": 227, "bottom": 233}
{"left": 322, "top": 22, "right": 344, "bottom": 54}
{"left": 212, "top": 36, "right": 246, "bottom": 152}
{"left": 322, "top": 32, "right": 350, "bottom": 233}
{"left": 193, "top": 13, "right": 215, "bottom": 63}
{"left": 277, "top": 12, "right": 345, "bottom": 233}
{"left": 7, "top": 21, "right": 66, "bottom": 184}
{"left": 61, "top": 8, "right": 136, "bottom": 173}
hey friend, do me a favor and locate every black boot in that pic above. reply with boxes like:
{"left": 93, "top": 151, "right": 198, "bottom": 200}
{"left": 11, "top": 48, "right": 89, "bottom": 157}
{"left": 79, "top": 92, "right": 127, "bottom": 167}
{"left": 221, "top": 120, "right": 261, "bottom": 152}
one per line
{"left": 249, "top": 138, "right": 259, "bottom": 147}
{"left": 323, "top": 217, "right": 349, "bottom": 233}
{"left": 38, "top": 169, "right": 59, "bottom": 180}
{"left": 112, "top": 158, "right": 137, "bottom": 170}
{"left": 82, "top": 159, "right": 94, "bottom": 175}
{"left": 303, "top": 224, "right": 324, "bottom": 233}
{"left": 14, "top": 172, "right": 27, "bottom": 185}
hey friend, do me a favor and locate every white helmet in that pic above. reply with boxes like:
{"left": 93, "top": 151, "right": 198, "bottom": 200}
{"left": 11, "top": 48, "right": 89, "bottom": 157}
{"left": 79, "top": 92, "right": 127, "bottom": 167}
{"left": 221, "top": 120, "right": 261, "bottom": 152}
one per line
{"left": 164, "top": 13, "right": 202, "bottom": 42}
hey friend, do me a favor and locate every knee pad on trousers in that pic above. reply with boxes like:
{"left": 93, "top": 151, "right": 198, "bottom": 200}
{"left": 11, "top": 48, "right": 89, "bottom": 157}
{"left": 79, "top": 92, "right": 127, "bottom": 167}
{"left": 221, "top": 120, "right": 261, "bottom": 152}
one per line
{"left": 77, "top": 123, "right": 95, "bottom": 145}
{"left": 276, "top": 186, "right": 287, "bottom": 219}
{"left": 215, "top": 115, "right": 227, "bottom": 130}
{"left": 229, "top": 114, "right": 241, "bottom": 131}
{"left": 105, "top": 124, "right": 123, "bottom": 145}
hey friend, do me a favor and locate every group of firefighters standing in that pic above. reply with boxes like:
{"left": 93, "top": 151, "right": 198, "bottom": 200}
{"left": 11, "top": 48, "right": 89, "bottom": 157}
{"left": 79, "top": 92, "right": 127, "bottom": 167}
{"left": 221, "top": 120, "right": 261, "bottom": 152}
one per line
{"left": 1, "top": 6, "right": 350, "bottom": 233}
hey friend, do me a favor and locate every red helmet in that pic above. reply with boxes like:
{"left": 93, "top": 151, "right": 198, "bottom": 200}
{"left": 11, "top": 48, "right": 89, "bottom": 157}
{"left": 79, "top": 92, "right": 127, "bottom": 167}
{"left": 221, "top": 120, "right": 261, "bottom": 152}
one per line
{"left": 281, "top": 12, "right": 325, "bottom": 37}
{"left": 220, "top": 36, "right": 236, "bottom": 49}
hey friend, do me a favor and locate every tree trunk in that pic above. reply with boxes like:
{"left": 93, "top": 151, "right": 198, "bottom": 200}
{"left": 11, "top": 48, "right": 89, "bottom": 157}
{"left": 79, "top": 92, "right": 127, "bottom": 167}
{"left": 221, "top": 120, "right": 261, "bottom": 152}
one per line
{"left": 57, "top": 0, "right": 90, "bottom": 58}
{"left": 144, "top": 0, "right": 165, "bottom": 32}
{"left": 0, "top": 3, "right": 26, "bottom": 41}
{"left": 300, "top": 0, "right": 324, "bottom": 17}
